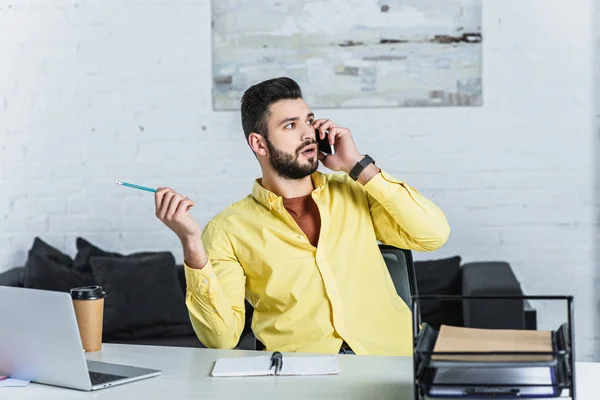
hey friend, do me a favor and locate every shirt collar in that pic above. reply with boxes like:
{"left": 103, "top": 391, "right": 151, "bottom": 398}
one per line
{"left": 251, "top": 171, "right": 327, "bottom": 210}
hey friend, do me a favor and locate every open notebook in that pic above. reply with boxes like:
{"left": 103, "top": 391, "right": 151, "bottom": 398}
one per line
{"left": 211, "top": 355, "right": 339, "bottom": 377}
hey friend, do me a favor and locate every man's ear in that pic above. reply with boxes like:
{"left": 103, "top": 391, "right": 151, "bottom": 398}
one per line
{"left": 248, "top": 132, "right": 268, "bottom": 156}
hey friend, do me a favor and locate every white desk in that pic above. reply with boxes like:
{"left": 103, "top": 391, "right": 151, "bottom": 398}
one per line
{"left": 4, "top": 344, "right": 599, "bottom": 399}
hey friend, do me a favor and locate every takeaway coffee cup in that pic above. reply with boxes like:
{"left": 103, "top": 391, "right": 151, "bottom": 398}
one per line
{"left": 70, "top": 285, "right": 106, "bottom": 352}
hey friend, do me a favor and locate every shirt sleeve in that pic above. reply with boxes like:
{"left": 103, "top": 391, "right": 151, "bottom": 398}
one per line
{"left": 362, "top": 170, "right": 451, "bottom": 251}
{"left": 184, "top": 221, "right": 246, "bottom": 349}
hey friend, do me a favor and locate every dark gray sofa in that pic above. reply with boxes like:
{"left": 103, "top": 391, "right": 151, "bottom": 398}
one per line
{"left": 0, "top": 257, "right": 536, "bottom": 350}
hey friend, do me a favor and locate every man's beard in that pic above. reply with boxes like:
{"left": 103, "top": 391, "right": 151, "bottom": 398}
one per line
{"left": 265, "top": 138, "right": 319, "bottom": 180}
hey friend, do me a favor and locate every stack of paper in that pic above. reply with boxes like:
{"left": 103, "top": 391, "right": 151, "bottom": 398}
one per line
{"left": 0, "top": 377, "right": 30, "bottom": 387}
{"left": 425, "top": 325, "right": 560, "bottom": 398}
{"left": 432, "top": 325, "right": 554, "bottom": 363}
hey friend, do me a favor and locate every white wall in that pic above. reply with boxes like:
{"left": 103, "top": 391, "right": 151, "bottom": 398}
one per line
{"left": 593, "top": 0, "right": 600, "bottom": 363}
{"left": 1, "top": 0, "right": 598, "bottom": 360}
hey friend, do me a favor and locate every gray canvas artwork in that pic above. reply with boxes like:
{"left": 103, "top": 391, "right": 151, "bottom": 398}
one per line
{"left": 212, "top": 0, "right": 482, "bottom": 109}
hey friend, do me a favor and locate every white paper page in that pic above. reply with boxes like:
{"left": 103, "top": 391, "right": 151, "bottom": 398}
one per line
{"left": 211, "top": 355, "right": 340, "bottom": 377}
{"left": 211, "top": 356, "right": 271, "bottom": 377}
{"left": 279, "top": 356, "right": 339, "bottom": 376}
{"left": 430, "top": 367, "right": 555, "bottom": 397}
{"left": 0, "top": 378, "right": 30, "bottom": 387}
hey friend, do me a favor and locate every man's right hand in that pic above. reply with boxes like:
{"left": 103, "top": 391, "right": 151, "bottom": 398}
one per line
{"left": 155, "top": 187, "right": 201, "bottom": 241}
{"left": 155, "top": 187, "right": 208, "bottom": 269}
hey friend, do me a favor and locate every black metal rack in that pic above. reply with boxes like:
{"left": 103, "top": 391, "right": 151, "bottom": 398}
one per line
{"left": 410, "top": 295, "right": 575, "bottom": 399}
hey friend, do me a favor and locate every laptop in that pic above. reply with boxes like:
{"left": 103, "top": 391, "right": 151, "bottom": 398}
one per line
{"left": 0, "top": 286, "right": 162, "bottom": 391}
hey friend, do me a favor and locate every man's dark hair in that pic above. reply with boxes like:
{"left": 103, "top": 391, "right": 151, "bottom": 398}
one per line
{"left": 240, "top": 77, "right": 303, "bottom": 142}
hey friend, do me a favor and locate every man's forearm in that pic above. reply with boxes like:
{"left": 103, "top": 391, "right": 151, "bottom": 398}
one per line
{"left": 357, "top": 163, "right": 381, "bottom": 185}
{"left": 344, "top": 153, "right": 381, "bottom": 185}
{"left": 181, "top": 236, "right": 209, "bottom": 269}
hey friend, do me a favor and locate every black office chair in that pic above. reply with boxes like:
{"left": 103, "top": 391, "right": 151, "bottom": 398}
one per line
{"left": 378, "top": 244, "right": 420, "bottom": 314}
{"left": 244, "top": 244, "right": 420, "bottom": 351}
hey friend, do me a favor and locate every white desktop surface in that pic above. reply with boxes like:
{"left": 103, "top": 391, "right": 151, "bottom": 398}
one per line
{"left": 3, "top": 343, "right": 598, "bottom": 399}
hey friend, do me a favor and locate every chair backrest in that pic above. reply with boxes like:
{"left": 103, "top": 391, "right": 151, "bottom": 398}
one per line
{"left": 378, "top": 244, "right": 419, "bottom": 316}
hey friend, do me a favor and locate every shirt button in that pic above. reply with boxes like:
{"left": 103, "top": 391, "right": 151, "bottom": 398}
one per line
{"left": 297, "top": 235, "right": 302, "bottom": 240}
{"left": 202, "top": 279, "right": 208, "bottom": 284}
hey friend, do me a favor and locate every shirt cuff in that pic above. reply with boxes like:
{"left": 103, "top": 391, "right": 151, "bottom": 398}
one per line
{"left": 184, "top": 261, "right": 217, "bottom": 295}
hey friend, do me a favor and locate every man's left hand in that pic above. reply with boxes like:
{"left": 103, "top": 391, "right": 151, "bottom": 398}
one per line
{"left": 313, "top": 119, "right": 363, "bottom": 174}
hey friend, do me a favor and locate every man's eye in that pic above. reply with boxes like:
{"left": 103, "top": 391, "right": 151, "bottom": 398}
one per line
{"left": 285, "top": 123, "right": 295, "bottom": 129}
{"left": 306, "top": 120, "right": 313, "bottom": 125}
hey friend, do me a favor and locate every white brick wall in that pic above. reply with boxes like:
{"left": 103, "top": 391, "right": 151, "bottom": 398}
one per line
{"left": 1, "top": 0, "right": 599, "bottom": 360}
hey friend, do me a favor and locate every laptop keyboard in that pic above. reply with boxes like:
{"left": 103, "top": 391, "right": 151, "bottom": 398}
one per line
{"left": 89, "top": 371, "right": 127, "bottom": 385}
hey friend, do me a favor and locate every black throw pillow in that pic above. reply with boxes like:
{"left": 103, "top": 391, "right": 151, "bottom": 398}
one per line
{"left": 22, "top": 238, "right": 95, "bottom": 292}
{"left": 73, "top": 237, "right": 123, "bottom": 272}
{"left": 73, "top": 237, "right": 158, "bottom": 272}
{"left": 107, "top": 324, "right": 195, "bottom": 341}
{"left": 414, "top": 256, "right": 463, "bottom": 330}
{"left": 31, "top": 237, "right": 74, "bottom": 267}
{"left": 90, "top": 252, "right": 192, "bottom": 338}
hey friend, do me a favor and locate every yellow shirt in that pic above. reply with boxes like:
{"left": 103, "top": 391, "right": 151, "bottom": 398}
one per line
{"left": 184, "top": 170, "right": 450, "bottom": 356}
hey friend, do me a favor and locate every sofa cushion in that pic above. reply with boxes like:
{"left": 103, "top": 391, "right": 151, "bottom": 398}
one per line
{"left": 0, "top": 266, "right": 26, "bottom": 287}
{"left": 105, "top": 334, "right": 205, "bottom": 348}
{"left": 176, "top": 264, "right": 187, "bottom": 295}
{"left": 73, "top": 237, "right": 121, "bottom": 271}
{"left": 22, "top": 237, "right": 94, "bottom": 292}
{"left": 414, "top": 256, "right": 463, "bottom": 330}
{"left": 75, "top": 237, "right": 188, "bottom": 295}
{"left": 461, "top": 262, "right": 525, "bottom": 329}
{"left": 73, "top": 237, "right": 157, "bottom": 272}
{"left": 107, "top": 323, "right": 196, "bottom": 341}
{"left": 31, "top": 237, "right": 74, "bottom": 267}
{"left": 90, "top": 252, "right": 194, "bottom": 338}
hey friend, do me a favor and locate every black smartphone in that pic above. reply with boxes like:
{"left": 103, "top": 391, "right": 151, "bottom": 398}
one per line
{"left": 316, "top": 128, "right": 333, "bottom": 155}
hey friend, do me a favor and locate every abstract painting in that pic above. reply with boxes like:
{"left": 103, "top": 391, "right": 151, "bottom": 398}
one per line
{"left": 212, "top": 0, "right": 482, "bottom": 109}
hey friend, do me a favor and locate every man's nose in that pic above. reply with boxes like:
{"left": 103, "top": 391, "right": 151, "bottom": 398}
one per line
{"left": 301, "top": 125, "right": 316, "bottom": 142}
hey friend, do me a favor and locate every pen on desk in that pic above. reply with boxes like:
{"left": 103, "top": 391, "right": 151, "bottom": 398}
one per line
{"left": 270, "top": 351, "right": 283, "bottom": 375}
{"left": 115, "top": 180, "right": 157, "bottom": 193}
